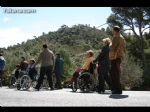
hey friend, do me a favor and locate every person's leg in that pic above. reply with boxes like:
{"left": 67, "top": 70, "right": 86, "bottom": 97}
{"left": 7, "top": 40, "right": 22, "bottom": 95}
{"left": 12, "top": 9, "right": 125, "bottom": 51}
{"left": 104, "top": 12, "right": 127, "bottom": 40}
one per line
{"left": 55, "top": 75, "right": 58, "bottom": 88}
{"left": 97, "top": 67, "right": 105, "bottom": 92}
{"left": 46, "top": 66, "right": 53, "bottom": 89}
{"left": 115, "top": 58, "right": 122, "bottom": 93}
{"left": 29, "top": 70, "right": 34, "bottom": 81}
{"left": 57, "top": 75, "right": 62, "bottom": 89}
{"left": 110, "top": 59, "right": 122, "bottom": 94}
{"left": 109, "top": 60, "right": 117, "bottom": 92}
{"left": 15, "top": 70, "right": 19, "bottom": 79}
{"left": 103, "top": 66, "right": 111, "bottom": 90}
{"left": 35, "top": 67, "right": 45, "bottom": 90}
{"left": 0, "top": 70, "right": 2, "bottom": 87}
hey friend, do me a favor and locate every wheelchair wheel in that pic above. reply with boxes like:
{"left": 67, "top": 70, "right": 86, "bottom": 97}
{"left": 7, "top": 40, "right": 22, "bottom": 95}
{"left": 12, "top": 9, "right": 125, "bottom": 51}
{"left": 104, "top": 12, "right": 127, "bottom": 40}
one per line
{"left": 8, "top": 76, "right": 16, "bottom": 88}
{"left": 78, "top": 78, "right": 85, "bottom": 92}
{"left": 20, "top": 75, "right": 31, "bottom": 90}
{"left": 72, "top": 81, "right": 78, "bottom": 92}
{"left": 78, "top": 73, "right": 93, "bottom": 92}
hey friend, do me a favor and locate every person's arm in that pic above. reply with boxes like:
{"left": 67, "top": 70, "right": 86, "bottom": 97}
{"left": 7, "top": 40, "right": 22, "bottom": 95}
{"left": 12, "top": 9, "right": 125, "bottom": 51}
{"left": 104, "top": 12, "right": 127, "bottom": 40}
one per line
{"left": 62, "top": 59, "right": 64, "bottom": 75}
{"left": 94, "top": 48, "right": 105, "bottom": 63}
{"left": 33, "top": 53, "right": 42, "bottom": 67}
{"left": 52, "top": 53, "right": 55, "bottom": 71}
{"left": 54, "top": 59, "right": 57, "bottom": 73}
{"left": 3, "top": 60, "right": 6, "bottom": 70}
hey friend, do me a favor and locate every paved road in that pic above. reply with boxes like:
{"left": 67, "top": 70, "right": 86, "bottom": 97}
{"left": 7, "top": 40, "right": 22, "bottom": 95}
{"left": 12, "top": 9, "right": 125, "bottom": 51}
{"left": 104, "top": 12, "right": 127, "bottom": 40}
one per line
{"left": 0, "top": 86, "right": 150, "bottom": 107}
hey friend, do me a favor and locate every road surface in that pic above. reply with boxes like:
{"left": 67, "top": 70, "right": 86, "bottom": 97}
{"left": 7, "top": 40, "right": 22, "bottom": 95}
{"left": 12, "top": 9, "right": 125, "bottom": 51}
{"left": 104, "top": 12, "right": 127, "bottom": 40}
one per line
{"left": 0, "top": 86, "right": 150, "bottom": 107}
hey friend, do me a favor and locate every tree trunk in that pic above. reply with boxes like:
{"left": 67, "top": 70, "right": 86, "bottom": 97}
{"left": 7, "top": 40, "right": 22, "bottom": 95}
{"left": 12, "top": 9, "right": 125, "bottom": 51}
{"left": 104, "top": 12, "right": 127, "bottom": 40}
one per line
{"left": 139, "top": 27, "right": 145, "bottom": 69}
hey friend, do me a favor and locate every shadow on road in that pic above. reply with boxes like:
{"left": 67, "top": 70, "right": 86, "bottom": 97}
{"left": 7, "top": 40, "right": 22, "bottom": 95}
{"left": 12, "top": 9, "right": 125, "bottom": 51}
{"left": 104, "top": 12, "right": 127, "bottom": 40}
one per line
{"left": 109, "top": 94, "right": 129, "bottom": 99}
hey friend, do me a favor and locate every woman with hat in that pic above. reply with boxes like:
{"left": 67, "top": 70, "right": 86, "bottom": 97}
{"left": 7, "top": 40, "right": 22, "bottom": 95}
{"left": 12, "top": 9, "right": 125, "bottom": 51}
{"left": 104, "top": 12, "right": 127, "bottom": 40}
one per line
{"left": 94, "top": 37, "right": 112, "bottom": 93}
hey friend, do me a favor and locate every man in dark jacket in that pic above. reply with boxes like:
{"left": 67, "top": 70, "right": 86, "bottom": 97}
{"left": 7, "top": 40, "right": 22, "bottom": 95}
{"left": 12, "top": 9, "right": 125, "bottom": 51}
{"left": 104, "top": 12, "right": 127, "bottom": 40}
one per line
{"left": 54, "top": 53, "right": 64, "bottom": 89}
{"left": 94, "top": 38, "right": 112, "bottom": 93}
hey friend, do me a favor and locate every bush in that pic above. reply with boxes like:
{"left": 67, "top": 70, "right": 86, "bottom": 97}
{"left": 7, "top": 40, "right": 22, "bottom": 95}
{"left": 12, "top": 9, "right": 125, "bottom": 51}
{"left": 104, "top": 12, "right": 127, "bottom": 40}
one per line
{"left": 121, "top": 54, "right": 143, "bottom": 90}
{"left": 59, "top": 49, "right": 74, "bottom": 79}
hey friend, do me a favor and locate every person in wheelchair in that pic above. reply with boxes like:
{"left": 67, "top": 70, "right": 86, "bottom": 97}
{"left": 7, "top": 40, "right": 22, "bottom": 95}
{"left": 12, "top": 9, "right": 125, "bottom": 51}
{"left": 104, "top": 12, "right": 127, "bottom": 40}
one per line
{"left": 27, "top": 59, "right": 38, "bottom": 82}
{"left": 71, "top": 50, "right": 94, "bottom": 86}
{"left": 70, "top": 64, "right": 82, "bottom": 85}
{"left": 19, "top": 57, "right": 28, "bottom": 72}
{"left": 80, "top": 50, "right": 95, "bottom": 88}
{"left": 14, "top": 64, "right": 20, "bottom": 79}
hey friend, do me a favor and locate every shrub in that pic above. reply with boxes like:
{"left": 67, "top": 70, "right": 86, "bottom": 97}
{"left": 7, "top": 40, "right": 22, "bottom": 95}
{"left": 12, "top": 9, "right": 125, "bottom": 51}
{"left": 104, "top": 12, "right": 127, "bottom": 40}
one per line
{"left": 121, "top": 54, "right": 143, "bottom": 90}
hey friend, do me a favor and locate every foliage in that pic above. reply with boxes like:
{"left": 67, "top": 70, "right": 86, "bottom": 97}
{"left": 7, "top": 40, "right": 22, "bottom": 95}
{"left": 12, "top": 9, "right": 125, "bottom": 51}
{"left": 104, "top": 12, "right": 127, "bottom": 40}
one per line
{"left": 107, "top": 7, "right": 150, "bottom": 67}
{"left": 1, "top": 24, "right": 109, "bottom": 83}
{"left": 121, "top": 53, "right": 143, "bottom": 90}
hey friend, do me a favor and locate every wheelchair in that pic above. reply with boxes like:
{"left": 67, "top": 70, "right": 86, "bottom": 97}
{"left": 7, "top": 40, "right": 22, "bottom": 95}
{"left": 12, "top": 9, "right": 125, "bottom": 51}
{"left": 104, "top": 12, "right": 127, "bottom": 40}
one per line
{"left": 16, "top": 70, "right": 31, "bottom": 90}
{"left": 8, "top": 74, "right": 17, "bottom": 88}
{"left": 71, "top": 63, "right": 97, "bottom": 92}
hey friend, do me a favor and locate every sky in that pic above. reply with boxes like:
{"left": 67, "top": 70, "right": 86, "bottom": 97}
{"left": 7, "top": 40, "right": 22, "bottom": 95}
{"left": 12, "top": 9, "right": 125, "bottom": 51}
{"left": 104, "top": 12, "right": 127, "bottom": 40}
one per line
{"left": 0, "top": 7, "right": 112, "bottom": 48}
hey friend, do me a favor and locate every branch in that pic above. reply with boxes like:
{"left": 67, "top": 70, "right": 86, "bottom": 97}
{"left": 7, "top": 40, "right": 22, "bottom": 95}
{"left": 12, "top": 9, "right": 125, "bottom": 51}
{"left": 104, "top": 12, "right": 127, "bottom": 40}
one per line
{"left": 123, "top": 28, "right": 132, "bottom": 32}
{"left": 131, "top": 19, "right": 139, "bottom": 38}
{"left": 142, "top": 26, "right": 150, "bottom": 33}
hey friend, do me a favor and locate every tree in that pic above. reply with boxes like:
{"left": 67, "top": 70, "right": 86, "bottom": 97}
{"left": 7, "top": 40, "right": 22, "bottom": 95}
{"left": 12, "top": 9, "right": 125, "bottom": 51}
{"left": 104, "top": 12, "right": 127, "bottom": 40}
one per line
{"left": 101, "top": 28, "right": 105, "bottom": 32}
{"left": 107, "top": 7, "right": 150, "bottom": 67}
{"left": 106, "top": 26, "right": 113, "bottom": 36}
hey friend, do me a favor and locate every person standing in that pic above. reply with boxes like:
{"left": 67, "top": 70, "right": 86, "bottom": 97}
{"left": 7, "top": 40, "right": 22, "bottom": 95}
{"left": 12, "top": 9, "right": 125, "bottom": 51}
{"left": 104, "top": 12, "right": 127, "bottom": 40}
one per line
{"left": 0, "top": 53, "right": 6, "bottom": 87}
{"left": 94, "top": 38, "right": 112, "bottom": 93}
{"left": 109, "top": 26, "right": 126, "bottom": 94}
{"left": 54, "top": 53, "right": 64, "bottom": 89}
{"left": 33, "top": 44, "right": 55, "bottom": 91}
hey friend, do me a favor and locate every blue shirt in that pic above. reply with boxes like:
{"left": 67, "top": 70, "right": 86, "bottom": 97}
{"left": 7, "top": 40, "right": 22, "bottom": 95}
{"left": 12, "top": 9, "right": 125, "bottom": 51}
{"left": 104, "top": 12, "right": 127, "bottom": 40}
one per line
{"left": 0, "top": 56, "right": 5, "bottom": 71}
{"left": 54, "top": 57, "right": 64, "bottom": 75}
